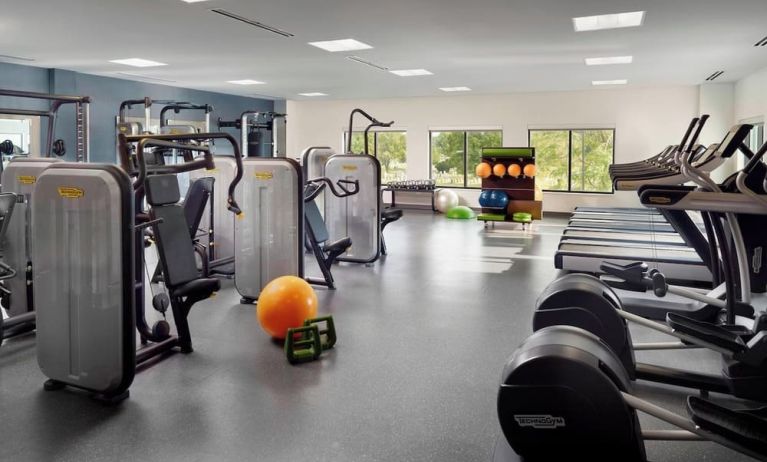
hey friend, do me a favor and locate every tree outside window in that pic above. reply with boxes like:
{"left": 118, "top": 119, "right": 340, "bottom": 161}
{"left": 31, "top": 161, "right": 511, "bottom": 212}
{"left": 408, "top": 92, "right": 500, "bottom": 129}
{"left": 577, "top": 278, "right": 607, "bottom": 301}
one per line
{"left": 430, "top": 130, "right": 503, "bottom": 188}
{"left": 529, "top": 129, "right": 614, "bottom": 193}
{"left": 345, "top": 131, "right": 407, "bottom": 183}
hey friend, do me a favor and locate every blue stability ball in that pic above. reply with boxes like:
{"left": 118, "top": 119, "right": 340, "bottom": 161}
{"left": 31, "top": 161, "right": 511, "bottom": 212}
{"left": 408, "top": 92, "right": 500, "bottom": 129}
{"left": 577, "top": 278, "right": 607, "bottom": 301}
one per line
{"left": 487, "top": 190, "right": 499, "bottom": 207}
{"left": 496, "top": 191, "right": 509, "bottom": 208}
{"left": 479, "top": 190, "right": 492, "bottom": 207}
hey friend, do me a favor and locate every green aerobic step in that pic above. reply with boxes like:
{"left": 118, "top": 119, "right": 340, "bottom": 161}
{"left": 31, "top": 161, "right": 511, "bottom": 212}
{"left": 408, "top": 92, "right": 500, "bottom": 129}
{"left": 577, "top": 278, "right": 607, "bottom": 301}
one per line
{"left": 477, "top": 213, "right": 507, "bottom": 222}
{"left": 512, "top": 212, "right": 532, "bottom": 223}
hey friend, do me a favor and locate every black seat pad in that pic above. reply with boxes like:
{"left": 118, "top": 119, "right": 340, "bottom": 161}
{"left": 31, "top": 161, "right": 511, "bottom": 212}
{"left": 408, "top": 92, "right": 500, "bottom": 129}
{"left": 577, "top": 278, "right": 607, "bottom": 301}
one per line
{"left": 172, "top": 277, "right": 220, "bottom": 298}
{"left": 324, "top": 237, "right": 352, "bottom": 254}
{"left": 382, "top": 208, "right": 403, "bottom": 221}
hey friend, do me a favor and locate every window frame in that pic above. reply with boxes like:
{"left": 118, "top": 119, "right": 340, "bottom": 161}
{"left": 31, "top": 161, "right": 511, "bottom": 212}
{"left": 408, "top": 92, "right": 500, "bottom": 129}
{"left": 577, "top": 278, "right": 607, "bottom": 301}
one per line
{"left": 528, "top": 128, "right": 616, "bottom": 194}
{"left": 428, "top": 129, "right": 504, "bottom": 189}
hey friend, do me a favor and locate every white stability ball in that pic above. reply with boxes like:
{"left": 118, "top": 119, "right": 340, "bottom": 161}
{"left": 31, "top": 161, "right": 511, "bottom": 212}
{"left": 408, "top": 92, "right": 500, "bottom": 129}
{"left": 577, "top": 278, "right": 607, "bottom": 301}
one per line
{"left": 435, "top": 188, "right": 460, "bottom": 213}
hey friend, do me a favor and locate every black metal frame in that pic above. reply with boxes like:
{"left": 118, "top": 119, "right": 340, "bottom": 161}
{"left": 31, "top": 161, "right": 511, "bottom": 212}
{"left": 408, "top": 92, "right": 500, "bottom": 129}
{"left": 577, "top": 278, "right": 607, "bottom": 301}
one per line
{"left": 0, "top": 89, "right": 91, "bottom": 161}
{"left": 527, "top": 128, "right": 616, "bottom": 194}
{"left": 428, "top": 129, "right": 504, "bottom": 189}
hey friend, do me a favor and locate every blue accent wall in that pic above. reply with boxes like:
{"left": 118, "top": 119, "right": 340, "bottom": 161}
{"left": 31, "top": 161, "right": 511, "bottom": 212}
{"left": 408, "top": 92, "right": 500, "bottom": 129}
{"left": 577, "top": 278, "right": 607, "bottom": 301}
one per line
{"left": 0, "top": 62, "right": 278, "bottom": 162}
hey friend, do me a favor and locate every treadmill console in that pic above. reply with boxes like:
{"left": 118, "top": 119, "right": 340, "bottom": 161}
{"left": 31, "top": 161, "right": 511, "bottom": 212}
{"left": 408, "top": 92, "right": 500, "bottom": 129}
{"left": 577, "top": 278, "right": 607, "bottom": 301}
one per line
{"left": 716, "top": 124, "right": 753, "bottom": 158}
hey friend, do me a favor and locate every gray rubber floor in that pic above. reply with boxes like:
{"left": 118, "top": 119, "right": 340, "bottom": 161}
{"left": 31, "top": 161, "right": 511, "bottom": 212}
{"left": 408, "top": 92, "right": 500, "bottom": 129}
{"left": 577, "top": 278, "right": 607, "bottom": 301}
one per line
{"left": 0, "top": 211, "right": 758, "bottom": 461}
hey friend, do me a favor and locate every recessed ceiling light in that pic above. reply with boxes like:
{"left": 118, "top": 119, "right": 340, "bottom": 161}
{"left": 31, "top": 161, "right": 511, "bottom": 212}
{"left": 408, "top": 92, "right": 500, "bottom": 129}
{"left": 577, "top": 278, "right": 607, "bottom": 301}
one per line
{"left": 109, "top": 58, "right": 167, "bottom": 68}
{"left": 227, "top": 79, "right": 266, "bottom": 85}
{"left": 573, "top": 11, "right": 645, "bottom": 32}
{"left": 592, "top": 79, "right": 628, "bottom": 86}
{"left": 308, "top": 39, "right": 372, "bottom": 52}
{"left": 299, "top": 92, "right": 328, "bottom": 97}
{"left": 390, "top": 69, "right": 433, "bottom": 77}
{"left": 181, "top": 0, "right": 208, "bottom": 2}
{"left": 439, "top": 87, "right": 471, "bottom": 92}
{"left": 585, "top": 56, "right": 633, "bottom": 66}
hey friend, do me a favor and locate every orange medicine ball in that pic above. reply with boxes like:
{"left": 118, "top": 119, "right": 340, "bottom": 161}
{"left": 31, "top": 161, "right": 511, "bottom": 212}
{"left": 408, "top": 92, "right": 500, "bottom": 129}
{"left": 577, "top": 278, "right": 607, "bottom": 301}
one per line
{"left": 493, "top": 163, "right": 506, "bottom": 177}
{"left": 507, "top": 163, "right": 522, "bottom": 178}
{"left": 523, "top": 163, "right": 537, "bottom": 178}
{"left": 475, "top": 162, "right": 492, "bottom": 178}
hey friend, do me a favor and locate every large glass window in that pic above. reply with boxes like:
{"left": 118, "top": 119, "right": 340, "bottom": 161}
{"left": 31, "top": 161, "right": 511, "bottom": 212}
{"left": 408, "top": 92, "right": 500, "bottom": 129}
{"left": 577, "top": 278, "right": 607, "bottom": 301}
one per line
{"left": 344, "top": 131, "right": 407, "bottom": 183}
{"left": 529, "top": 129, "right": 615, "bottom": 193}
{"left": 430, "top": 130, "right": 503, "bottom": 188}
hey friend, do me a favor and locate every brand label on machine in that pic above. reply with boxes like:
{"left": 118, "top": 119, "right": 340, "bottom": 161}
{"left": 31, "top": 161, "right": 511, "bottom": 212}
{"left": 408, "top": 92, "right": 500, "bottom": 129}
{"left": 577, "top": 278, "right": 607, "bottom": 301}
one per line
{"left": 57, "top": 187, "right": 84, "bottom": 199}
{"left": 514, "top": 415, "right": 566, "bottom": 429}
{"left": 648, "top": 196, "right": 671, "bottom": 205}
{"left": 342, "top": 165, "right": 358, "bottom": 171}
{"left": 17, "top": 175, "right": 36, "bottom": 185}
{"left": 754, "top": 247, "right": 763, "bottom": 274}
{"left": 254, "top": 171, "right": 273, "bottom": 180}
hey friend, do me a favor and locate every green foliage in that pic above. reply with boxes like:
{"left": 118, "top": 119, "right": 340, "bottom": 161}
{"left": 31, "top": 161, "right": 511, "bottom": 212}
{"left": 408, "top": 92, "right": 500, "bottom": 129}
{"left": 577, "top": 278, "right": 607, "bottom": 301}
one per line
{"left": 571, "top": 130, "right": 613, "bottom": 193}
{"left": 430, "top": 130, "right": 502, "bottom": 187}
{"left": 346, "top": 131, "right": 407, "bottom": 183}
{"left": 530, "top": 129, "right": 613, "bottom": 192}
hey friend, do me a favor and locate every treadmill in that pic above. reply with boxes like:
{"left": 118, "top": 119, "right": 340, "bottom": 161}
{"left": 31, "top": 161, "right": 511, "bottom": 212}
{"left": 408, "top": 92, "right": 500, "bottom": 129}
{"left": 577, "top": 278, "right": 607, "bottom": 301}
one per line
{"left": 579, "top": 118, "right": 707, "bottom": 215}
{"left": 555, "top": 123, "right": 752, "bottom": 285}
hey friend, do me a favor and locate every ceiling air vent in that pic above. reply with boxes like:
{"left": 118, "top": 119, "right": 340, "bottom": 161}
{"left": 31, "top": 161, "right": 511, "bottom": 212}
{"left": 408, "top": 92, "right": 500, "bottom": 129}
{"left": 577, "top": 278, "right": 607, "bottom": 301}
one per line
{"left": 347, "top": 56, "right": 389, "bottom": 71}
{"left": 210, "top": 9, "right": 294, "bottom": 38}
{"left": 755, "top": 36, "right": 767, "bottom": 47}
{"left": 705, "top": 70, "right": 724, "bottom": 81}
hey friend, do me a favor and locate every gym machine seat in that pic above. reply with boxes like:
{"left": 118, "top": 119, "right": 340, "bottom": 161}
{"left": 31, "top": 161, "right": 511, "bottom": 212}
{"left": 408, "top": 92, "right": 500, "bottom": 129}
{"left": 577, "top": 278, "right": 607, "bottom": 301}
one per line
{"left": 152, "top": 176, "right": 214, "bottom": 282}
{"left": 146, "top": 174, "right": 220, "bottom": 353}
{"left": 380, "top": 207, "right": 403, "bottom": 255}
{"left": 305, "top": 199, "right": 352, "bottom": 289}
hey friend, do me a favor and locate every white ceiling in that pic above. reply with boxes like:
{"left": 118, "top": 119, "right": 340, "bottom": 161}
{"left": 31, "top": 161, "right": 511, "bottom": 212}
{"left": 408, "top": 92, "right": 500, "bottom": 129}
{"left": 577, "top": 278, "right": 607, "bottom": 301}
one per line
{"left": 1, "top": 0, "right": 766, "bottom": 100}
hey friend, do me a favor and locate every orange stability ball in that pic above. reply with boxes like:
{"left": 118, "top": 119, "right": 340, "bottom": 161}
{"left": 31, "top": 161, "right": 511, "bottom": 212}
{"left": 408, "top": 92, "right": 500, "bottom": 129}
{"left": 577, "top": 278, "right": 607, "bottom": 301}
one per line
{"left": 257, "top": 276, "right": 318, "bottom": 339}
{"left": 475, "top": 162, "right": 492, "bottom": 178}
{"left": 493, "top": 163, "right": 506, "bottom": 177}
{"left": 524, "top": 164, "right": 537, "bottom": 178}
{"left": 507, "top": 164, "right": 522, "bottom": 178}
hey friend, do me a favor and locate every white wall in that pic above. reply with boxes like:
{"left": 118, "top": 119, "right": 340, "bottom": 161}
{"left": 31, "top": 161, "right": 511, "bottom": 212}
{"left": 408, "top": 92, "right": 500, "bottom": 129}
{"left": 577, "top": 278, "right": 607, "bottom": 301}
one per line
{"left": 287, "top": 85, "right": 702, "bottom": 212}
{"left": 698, "top": 83, "right": 735, "bottom": 184}
{"left": 733, "top": 66, "right": 767, "bottom": 171}
{"left": 735, "top": 66, "right": 767, "bottom": 124}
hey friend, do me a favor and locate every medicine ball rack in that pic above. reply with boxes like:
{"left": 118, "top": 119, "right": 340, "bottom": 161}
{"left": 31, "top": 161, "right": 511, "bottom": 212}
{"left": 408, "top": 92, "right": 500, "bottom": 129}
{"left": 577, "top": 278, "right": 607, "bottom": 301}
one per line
{"left": 477, "top": 147, "right": 542, "bottom": 228}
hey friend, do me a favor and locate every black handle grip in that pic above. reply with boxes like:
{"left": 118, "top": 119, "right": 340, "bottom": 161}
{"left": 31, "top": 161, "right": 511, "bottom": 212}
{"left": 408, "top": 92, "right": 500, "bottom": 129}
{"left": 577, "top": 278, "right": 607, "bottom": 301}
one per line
{"left": 686, "top": 114, "right": 709, "bottom": 153}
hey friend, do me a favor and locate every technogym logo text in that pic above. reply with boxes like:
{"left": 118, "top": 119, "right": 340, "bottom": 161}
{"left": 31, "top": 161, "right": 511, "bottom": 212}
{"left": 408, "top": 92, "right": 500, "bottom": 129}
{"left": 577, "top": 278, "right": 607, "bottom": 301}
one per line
{"left": 514, "top": 415, "right": 566, "bottom": 429}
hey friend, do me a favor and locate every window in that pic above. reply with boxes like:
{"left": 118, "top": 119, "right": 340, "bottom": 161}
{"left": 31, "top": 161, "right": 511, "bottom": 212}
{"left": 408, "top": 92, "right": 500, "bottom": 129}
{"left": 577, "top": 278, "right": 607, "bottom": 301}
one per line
{"left": 748, "top": 122, "right": 764, "bottom": 152}
{"left": 0, "top": 118, "right": 32, "bottom": 154}
{"left": 430, "top": 130, "right": 503, "bottom": 188}
{"left": 529, "top": 129, "right": 615, "bottom": 193}
{"left": 344, "top": 131, "right": 407, "bottom": 183}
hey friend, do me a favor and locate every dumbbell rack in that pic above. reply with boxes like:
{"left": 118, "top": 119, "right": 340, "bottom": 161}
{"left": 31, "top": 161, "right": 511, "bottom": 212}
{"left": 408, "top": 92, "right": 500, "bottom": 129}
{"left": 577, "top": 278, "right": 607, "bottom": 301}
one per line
{"left": 477, "top": 147, "right": 542, "bottom": 228}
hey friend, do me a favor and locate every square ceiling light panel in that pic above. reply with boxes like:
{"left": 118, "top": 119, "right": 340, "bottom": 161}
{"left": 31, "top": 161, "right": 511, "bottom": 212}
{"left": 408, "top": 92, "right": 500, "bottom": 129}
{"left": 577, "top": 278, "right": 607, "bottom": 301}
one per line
{"left": 308, "top": 39, "right": 373, "bottom": 52}
{"left": 585, "top": 56, "right": 633, "bottom": 66}
{"left": 227, "top": 79, "right": 266, "bottom": 85}
{"left": 390, "top": 69, "right": 433, "bottom": 77}
{"left": 110, "top": 58, "right": 167, "bottom": 68}
{"left": 573, "top": 11, "right": 645, "bottom": 32}
{"left": 592, "top": 79, "right": 628, "bottom": 85}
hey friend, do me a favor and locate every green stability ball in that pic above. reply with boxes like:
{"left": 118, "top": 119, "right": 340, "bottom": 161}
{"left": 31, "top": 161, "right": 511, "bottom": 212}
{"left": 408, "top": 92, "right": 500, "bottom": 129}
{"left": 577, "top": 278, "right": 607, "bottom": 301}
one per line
{"left": 446, "top": 205, "right": 476, "bottom": 220}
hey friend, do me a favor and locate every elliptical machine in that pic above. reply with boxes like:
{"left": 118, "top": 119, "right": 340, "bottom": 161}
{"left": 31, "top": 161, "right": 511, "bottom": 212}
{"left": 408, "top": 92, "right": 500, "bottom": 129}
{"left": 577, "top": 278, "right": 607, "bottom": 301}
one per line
{"left": 534, "top": 128, "right": 767, "bottom": 400}
{"left": 495, "top": 325, "right": 767, "bottom": 462}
